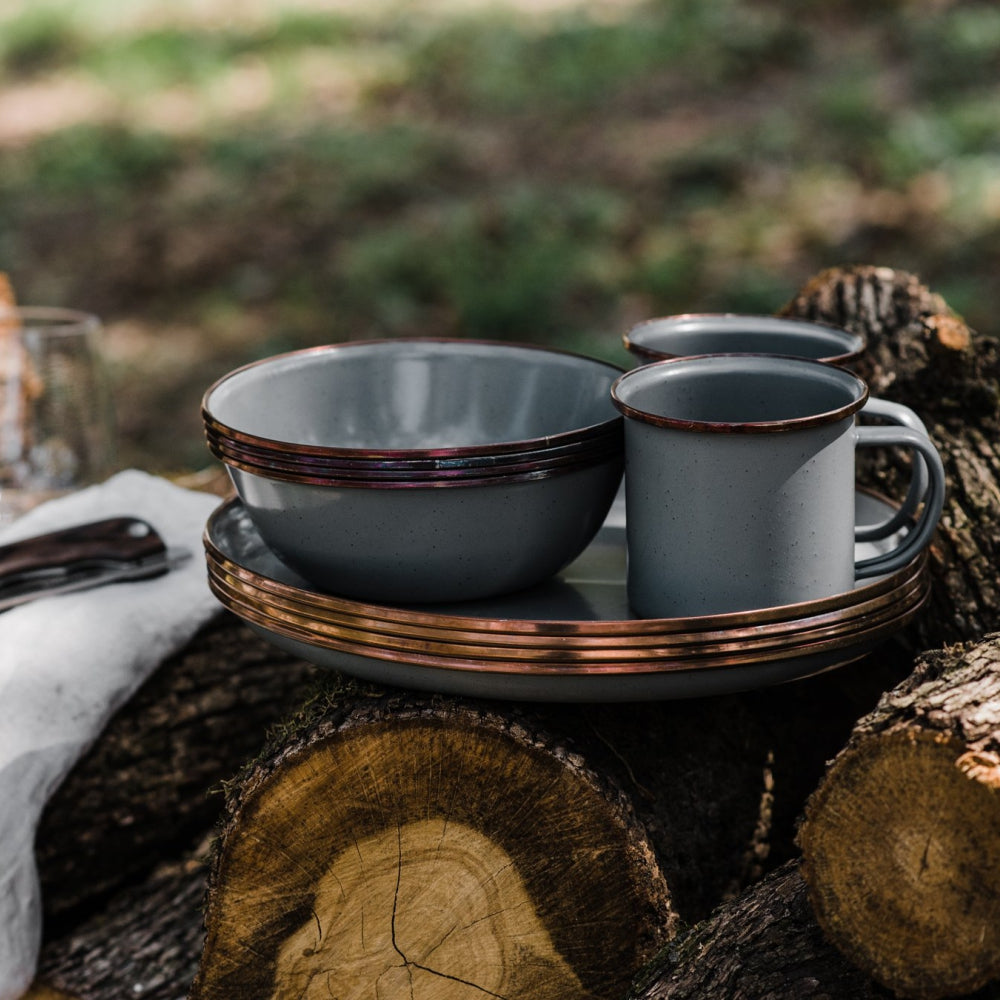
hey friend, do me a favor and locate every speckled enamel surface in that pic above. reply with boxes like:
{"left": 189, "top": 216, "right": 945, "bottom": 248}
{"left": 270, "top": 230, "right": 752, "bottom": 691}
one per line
{"left": 612, "top": 355, "right": 945, "bottom": 618}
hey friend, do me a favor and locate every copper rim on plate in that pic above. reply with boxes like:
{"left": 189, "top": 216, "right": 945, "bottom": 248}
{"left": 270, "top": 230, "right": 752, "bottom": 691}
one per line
{"left": 205, "top": 542, "right": 926, "bottom": 653}
{"left": 203, "top": 492, "right": 929, "bottom": 679}
{"left": 206, "top": 561, "right": 927, "bottom": 666}
{"left": 208, "top": 572, "right": 926, "bottom": 675}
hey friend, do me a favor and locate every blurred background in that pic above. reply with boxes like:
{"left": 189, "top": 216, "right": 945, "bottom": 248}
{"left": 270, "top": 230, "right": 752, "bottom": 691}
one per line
{"left": 1, "top": 0, "right": 997, "bottom": 476}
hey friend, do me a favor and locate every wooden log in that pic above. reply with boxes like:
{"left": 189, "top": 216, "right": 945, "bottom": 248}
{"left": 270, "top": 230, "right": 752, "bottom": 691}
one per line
{"left": 797, "top": 638, "right": 1000, "bottom": 999}
{"left": 185, "top": 643, "right": 928, "bottom": 1000}
{"left": 35, "top": 848, "right": 209, "bottom": 1000}
{"left": 28, "top": 629, "right": 915, "bottom": 1000}
{"left": 781, "top": 265, "right": 1000, "bottom": 996}
{"left": 626, "top": 861, "right": 892, "bottom": 1000}
{"left": 779, "top": 264, "right": 1000, "bottom": 649}
{"left": 24, "top": 640, "right": 913, "bottom": 1000}
{"left": 188, "top": 683, "right": 676, "bottom": 1000}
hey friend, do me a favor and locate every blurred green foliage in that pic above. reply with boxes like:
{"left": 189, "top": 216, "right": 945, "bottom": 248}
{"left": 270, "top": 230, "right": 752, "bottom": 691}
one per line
{"left": 0, "top": 0, "right": 998, "bottom": 470}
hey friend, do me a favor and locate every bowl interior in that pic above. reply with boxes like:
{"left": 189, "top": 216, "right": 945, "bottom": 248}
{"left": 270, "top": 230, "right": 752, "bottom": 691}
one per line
{"left": 206, "top": 340, "right": 622, "bottom": 452}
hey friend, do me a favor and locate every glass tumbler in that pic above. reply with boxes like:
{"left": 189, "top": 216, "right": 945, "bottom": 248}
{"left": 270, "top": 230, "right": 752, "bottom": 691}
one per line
{"left": 0, "top": 307, "right": 117, "bottom": 524}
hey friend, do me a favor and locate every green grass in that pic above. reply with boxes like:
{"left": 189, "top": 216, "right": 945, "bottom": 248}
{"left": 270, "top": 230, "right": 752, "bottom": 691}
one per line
{"left": 1, "top": 0, "right": 998, "bottom": 472}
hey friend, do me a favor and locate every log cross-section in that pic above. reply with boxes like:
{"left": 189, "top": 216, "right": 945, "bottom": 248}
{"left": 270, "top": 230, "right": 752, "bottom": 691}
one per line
{"left": 189, "top": 694, "right": 676, "bottom": 1000}
{"left": 798, "top": 639, "right": 1000, "bottom": 999}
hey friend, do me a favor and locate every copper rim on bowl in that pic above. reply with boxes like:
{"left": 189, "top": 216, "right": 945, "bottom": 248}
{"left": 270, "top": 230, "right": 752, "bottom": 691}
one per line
{"left": 202, "top": 338, "right": 625, "bottom": 487}
{"left": 205, "top": 420, "right": 624, "bottom": 488}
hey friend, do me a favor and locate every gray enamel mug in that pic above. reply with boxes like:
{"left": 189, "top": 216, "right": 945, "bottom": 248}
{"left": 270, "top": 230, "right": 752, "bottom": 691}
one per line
{"left": 610, "top": 355, "right": 945, "bottom": 618}
{"left": 622, "top": 312, "right": 928, "bottom": 534}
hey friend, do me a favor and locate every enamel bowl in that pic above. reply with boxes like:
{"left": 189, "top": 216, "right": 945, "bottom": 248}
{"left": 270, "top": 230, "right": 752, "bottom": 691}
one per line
{"left": 202, "top": 339, "right": 624, "bottom": 602}
{"left": 204, "top": 339, "right": 623, "bottom": 467}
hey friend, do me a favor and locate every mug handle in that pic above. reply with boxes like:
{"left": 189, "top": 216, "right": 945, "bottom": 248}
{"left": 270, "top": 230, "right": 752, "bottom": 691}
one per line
{"left": 854, "top": 425, "right": 946, "bottom": 579}
{"left": 855, "top": 398, "right": 930, "bottom": 542}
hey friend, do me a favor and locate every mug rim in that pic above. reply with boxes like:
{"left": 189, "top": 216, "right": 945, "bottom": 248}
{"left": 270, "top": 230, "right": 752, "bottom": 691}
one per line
{"left": 622, "top": 313, "right": 866, "bottom": 365}
{"left": 610, "top": 353, "right": 869, "bottom": 434}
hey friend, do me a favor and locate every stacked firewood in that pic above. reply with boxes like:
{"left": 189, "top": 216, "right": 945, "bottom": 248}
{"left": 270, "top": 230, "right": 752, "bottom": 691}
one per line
{"left": 25, "top": 266, "right": 1000, "bottom": 1000}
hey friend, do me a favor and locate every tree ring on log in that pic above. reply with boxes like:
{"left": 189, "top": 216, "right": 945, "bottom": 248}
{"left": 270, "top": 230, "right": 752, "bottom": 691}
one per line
{"left": 799, "top": 728, "right": 1000, "bottom": 999}
{"left": 190, "top": 705, "right": 675, "bottom": 1000}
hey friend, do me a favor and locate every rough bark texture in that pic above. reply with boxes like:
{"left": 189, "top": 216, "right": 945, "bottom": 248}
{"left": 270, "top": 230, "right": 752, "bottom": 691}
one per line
{"left": 628, "top": 859, "right": 1000, "bottom": 1000}
{"left": 627, "top": 861, "right": 893, "bottom": 1000}
{"left": 798, "top": 639, "right": 1000, "bottom": 999}
{"left": 782, "top": 266, "right": 1000, "bottom": 997}
{"left": 35, "top": 848, "right": 209, "bottom": 1000}
{"left": 779, "top": 263, "right": 1000, "bottom": 650}
{"left": 33, "top": 611, "right": 319, "bottom": 932}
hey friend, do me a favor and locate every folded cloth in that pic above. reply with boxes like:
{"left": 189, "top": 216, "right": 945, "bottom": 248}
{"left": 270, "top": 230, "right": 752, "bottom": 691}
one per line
{"left": 0, "top": 469, "right": 222, "bottom": 1000}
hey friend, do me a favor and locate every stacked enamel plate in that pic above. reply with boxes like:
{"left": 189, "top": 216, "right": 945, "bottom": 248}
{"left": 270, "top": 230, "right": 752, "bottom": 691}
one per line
{"left": 204, "top": 489, "right": 930, "bottom": 703}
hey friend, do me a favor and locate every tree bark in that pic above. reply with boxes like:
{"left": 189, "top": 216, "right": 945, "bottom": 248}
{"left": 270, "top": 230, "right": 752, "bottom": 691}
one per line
{"left": 779, "top": 264, "right": 1000, "bottom": 650}
{"left": 627, "top": 861, "right": 893, "bottom": 1000}
{"left": 35, "top": 848, "right": 209, "bottom": 1000}
{"left": 797, "top": 638, "right": 1000, "bottom": 999}
{"left": 782, "top": 266, "right": 1000, "bottom": 996}
{"left": 627, "top": 858, "right": 1000, "bottom": 1000}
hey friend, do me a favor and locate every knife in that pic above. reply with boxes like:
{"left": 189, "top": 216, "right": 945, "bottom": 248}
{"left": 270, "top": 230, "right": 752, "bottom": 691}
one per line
{"left": 0, "top": 516, "right": 192, "bottom": 611}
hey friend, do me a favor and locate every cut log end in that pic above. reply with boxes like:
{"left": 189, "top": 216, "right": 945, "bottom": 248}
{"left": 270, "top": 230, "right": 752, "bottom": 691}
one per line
{"left": 190, "top": 705, "right": 676, "bottom": 1000}
{"left": 799, "top": 729, "right": 1000, "bottom": 999}
{"left": 925, "top": 313, "right": 972, "bottom": 354}
{"left": 270, "top": 816, "right": 592, "bottom": 999}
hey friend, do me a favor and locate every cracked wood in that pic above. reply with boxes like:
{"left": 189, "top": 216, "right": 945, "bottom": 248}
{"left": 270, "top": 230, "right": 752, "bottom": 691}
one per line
{"left": 189, "top": 696, "right": 676, "bottom": 1000}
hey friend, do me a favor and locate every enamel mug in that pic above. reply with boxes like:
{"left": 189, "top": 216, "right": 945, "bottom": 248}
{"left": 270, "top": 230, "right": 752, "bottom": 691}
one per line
{"left": 610, "top": 354, "right": 945, "bottom": 618}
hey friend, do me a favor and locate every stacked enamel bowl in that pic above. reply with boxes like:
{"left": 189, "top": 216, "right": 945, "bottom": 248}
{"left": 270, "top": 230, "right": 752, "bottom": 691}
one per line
{"left": 202, "top": 338, "right": 626, "bottom": 604}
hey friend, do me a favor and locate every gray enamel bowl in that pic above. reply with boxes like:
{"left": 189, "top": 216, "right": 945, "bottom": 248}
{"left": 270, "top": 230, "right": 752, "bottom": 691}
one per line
{"left": 203, "top": 338, "right": 623, "bottom": 468}
{"left": 623, "top": 314, "right": 865, "bottom": 366}
{"left": 227, "top": 456, "right": 623, "bottom": 603}
{"left": 203, "top": 339, "right": 625, "bottom": 602}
